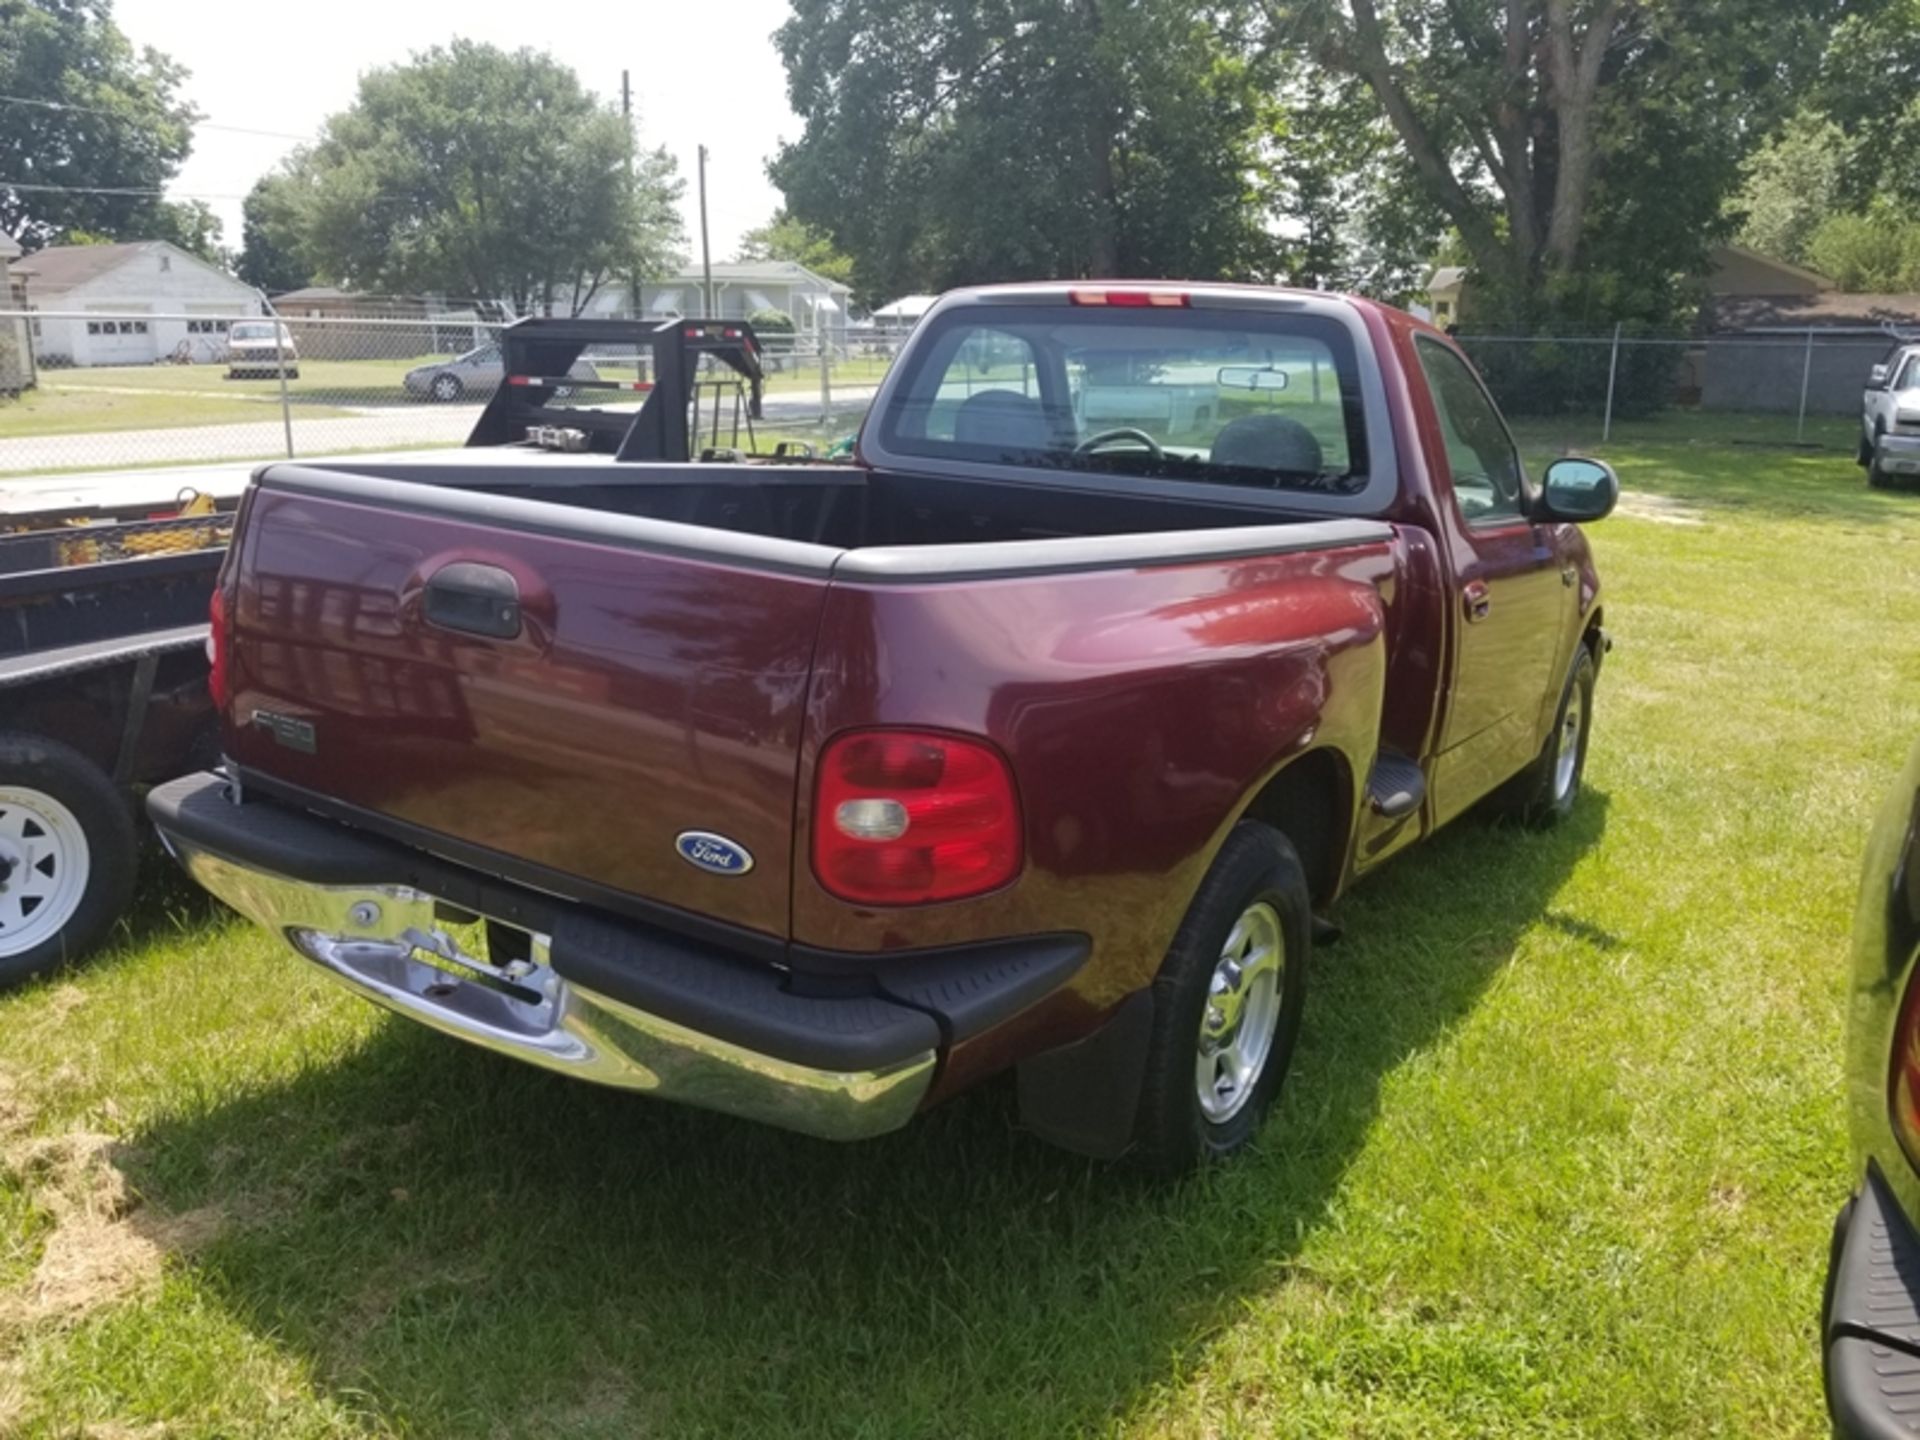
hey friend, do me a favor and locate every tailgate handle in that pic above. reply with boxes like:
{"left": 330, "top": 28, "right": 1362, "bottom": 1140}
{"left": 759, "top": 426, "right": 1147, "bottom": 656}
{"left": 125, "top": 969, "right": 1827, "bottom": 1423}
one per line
{"left": 424, "top": 562, "right": 521, "bottom": 639}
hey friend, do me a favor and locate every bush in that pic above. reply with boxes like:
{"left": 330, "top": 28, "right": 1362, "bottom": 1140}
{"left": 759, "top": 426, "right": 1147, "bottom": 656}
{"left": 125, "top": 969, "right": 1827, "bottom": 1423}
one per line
{"left": 747, "top": 307, "right": 796, "bottom": 336}
{"left": 1804, "top": 212, "right": 1920, "bottom": 292}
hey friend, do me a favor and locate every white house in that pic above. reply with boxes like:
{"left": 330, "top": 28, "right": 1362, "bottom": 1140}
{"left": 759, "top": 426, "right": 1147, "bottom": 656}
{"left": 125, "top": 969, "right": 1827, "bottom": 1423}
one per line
{"left": 579, "top": 260, "right": 855, "bottom": 340}
{"left": 0, "top": 231, "right": 30, "bottom": 392}
{"left": 14, "top": 241, "right": 264, "bottom": 367}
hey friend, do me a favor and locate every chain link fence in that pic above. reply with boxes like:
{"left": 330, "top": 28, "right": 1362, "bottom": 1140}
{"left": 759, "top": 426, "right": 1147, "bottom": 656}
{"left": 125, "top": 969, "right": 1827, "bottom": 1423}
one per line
{"left": 0, "top": 308, "right": 1895, "bottom": 481}
{"left": 0, "top": 309, "right": 903, "bottom": 479}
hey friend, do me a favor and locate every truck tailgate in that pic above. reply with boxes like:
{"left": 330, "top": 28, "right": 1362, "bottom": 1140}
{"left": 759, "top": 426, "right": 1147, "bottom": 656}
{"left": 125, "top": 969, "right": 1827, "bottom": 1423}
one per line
{"left": 222, "top": 477, "right": 834, "bottom": 940}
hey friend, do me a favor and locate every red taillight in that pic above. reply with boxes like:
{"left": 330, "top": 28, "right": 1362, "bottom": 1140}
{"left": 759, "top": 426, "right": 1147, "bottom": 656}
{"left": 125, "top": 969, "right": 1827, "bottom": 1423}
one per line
{"left": 1894, "top": 965, "right": 1920, "bottom": 1172}
{"left": 1068, "top": 288, "right": 1189, "bottom": 308}
{"left": 206, "top": 587, "right": 229, "bottom": 710}
{"left": 812, "top": 730, "right": 1022, "bottom": 906}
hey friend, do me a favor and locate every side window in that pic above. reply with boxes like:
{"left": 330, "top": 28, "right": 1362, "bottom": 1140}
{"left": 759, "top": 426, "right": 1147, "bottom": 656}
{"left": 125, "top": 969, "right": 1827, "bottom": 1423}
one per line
{"left": 1899, "top": 354, "right": 1920, "bottom": 390}
{"left": 1416, "top": 336, "right": 1526, "bottom": 524}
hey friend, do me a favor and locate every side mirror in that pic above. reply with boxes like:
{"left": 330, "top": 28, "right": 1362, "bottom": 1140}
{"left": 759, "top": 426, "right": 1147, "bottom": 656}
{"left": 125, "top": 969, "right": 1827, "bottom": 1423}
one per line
{"left": 1872, "top": 364, "right": 1891, "bottom": 387}
{"left": 1535, "top": 457, "right": 1618, "bottom": 523}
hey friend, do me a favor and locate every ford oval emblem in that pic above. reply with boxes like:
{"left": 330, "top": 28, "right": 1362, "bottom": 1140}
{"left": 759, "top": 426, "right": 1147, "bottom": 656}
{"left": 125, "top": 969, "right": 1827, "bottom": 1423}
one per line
{"left": 675, "top": 830, "right": 754, "bottom": 876}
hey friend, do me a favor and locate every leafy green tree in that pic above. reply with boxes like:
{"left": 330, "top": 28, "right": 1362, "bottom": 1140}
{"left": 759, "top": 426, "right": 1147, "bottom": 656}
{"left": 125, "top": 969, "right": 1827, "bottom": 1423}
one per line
{"left": 771, "top": 0, "right": 1275, "bottom": 303}
{"left": 0, "top": 0, "right": 198, "bottom": 250}
{"left": 1812, "top": 0, "right": 1920, "bottom": 210}
{"left": 1806, "top": 211, "right": 1920, "bottom": 290}
{"left": 736, "top": 211, "right": 854, "bottom": 285}
{"left": 1262, "top": 0, "right": 1846, "bottom": 327}
{"left": 1731, "top": 110, "right": 1850, "bottom": 265}
{"left": 148, "top": 198, "right": 223, "bottom": 265}
{"left": 1267, "top": 72, "right": 1442, "bottom": 301}
{"left": 258, "top": 42, "right": 683, "bottom": 313}
{"left": 235, "top": 177, "right": 310, "bottom": 294}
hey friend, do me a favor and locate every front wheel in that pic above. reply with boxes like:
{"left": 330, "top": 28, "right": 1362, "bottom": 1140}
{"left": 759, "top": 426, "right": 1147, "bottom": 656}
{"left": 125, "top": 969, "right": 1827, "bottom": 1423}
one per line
{"left": 1490, "top": 645, "right": 1597, "bottom": 828}
{"left": 0, "top": 733, "right": 137, "bottom": 988}
{"left": 1131, "top": 822, "right": 1311, "bottom": 1172}
{"left": 430, "top": 373, "right": 462, "bottom": 403}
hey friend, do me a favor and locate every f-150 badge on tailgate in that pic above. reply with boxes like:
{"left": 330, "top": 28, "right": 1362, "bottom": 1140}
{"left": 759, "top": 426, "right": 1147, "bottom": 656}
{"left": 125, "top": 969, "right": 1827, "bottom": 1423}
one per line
{"left": 675, "top": 831, "right": 753, "bottom": 875}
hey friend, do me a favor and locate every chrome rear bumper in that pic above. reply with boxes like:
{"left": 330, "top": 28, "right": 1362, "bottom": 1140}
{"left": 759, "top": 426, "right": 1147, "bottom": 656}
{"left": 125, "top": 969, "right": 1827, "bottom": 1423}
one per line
{"left": 163, "top": 835, "right": 937, "bottom": 1142}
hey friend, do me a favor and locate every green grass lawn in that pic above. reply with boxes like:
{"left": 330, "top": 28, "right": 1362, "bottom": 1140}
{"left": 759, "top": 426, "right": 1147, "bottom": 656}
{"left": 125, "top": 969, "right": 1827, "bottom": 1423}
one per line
{"left": 49, "top": 357, "right": 439, "bottom": 408}
{"left": 0, "top": 432, "right": 1915, "bottom": 1437}
{"left": 0, "top": 384, "right": 354, "bottom": 439}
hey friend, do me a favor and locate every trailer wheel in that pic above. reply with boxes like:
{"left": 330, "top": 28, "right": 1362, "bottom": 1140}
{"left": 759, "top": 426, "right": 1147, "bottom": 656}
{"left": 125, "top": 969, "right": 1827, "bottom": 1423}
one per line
{"left": 0, "top": 733, "right": 136, "bottom": 989}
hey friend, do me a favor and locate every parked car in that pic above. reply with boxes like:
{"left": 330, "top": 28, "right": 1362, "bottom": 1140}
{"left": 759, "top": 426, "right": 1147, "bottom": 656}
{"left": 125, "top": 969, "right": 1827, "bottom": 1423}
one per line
{"left": 403, "top": 342, "right": 599, "bottom": 402}
{"left": 1824, "top": 739, "right": 1920, "bottom": 1435}
{"left": 224, "top": 320, "right": 298, "bottom": 380}
{"left": 1860, "top": 344, "right": 1920, "bottom": 488}
{"left": 150, "top": 282, "right": 1616, "bottom": 1170}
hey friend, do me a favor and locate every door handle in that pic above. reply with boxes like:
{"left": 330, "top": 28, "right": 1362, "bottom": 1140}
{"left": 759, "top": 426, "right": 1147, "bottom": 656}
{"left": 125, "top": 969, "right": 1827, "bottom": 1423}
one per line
{"left": 1463, "top": 580, "right": 1492, "bottom": 623}
{"left": 424, "top": 561, "right": 522, "bottom": 639}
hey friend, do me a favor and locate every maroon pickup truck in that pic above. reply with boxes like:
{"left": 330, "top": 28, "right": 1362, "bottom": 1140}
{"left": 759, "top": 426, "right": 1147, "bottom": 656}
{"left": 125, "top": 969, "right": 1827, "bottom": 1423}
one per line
{"left": 149, "top": 283, "right": 1615, "bottom": 1170}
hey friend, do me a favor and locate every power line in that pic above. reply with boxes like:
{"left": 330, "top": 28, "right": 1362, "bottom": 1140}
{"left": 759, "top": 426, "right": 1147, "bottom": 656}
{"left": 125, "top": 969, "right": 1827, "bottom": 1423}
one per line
{"left": 0, "top": 180, "right": 253, "bottom": 198}
{"left": 0, "top": 93, "right": 308, "bottom": 143}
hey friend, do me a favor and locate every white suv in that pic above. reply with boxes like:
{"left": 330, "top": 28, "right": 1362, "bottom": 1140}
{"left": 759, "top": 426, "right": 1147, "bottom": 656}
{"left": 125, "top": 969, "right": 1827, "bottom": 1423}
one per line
{"left": 1861, "top": 343, "right": 1920, "bottom": 487}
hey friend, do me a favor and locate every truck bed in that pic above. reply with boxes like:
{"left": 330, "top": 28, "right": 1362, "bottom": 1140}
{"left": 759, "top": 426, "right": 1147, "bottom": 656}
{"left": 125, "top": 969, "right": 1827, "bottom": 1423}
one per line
{"left": 286, "top": 453, "right": 1370, "bottom": 556}
{"left": 222, "top": 456, "right": 1396, "bottom": 946}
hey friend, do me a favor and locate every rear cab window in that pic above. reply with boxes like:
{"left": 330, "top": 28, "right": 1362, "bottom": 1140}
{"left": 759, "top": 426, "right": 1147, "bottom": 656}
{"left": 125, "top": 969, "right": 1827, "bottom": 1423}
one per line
{"left": 870, "top": 299, "right": 1386, "bottom": 510}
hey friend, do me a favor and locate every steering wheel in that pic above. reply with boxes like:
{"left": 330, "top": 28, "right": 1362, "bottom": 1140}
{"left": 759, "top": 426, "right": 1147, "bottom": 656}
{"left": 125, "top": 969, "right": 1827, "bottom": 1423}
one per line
{"left": 1075, "top": 427, "right": 1165, "bottom": 459}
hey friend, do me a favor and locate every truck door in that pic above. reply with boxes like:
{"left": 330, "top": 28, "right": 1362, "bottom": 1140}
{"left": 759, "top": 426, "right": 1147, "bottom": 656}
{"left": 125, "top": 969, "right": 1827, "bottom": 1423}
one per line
{"left": 1414, "top": 335, "right": 1569, "bottom": 823}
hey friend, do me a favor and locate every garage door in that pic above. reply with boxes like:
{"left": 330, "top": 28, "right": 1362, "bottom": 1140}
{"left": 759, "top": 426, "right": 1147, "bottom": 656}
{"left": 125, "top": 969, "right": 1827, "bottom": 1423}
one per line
{"left": 84, "top": 315, "right": 154, "bottom": 366}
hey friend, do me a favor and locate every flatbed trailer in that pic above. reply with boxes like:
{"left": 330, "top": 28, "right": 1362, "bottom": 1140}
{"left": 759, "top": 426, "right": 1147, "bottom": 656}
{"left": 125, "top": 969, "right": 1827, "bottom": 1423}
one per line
{"left": 0, "top": 315, "right": 775, "bottom": 984}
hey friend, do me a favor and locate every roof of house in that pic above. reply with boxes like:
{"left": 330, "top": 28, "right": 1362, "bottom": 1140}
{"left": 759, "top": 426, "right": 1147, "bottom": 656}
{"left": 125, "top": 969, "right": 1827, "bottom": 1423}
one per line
{"left": 1428, "top": 266, "right": 1469, "bottom": 293}
{"left": 273, "top": 285, "right": 353, "bottom": 303}
{"left": 1708, "top": 243, "right": 1834, "bottom": 293}
{"left": 685, "top": 260, "right": 852, "bottom": 292}
{"left": 1707, "top": 291, "right": 1920, "bottom": 333}
{"left": 871, "top": 294, "right": 939, "bottom": 319}
{"left": 11, "top": 239, "right": 245, "bottom": 295}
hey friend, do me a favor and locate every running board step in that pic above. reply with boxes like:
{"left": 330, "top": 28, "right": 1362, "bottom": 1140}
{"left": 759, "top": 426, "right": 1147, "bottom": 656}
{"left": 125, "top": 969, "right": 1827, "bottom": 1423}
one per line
{"left": 1366, "top": 751, "right": 1426, "bottom": 820}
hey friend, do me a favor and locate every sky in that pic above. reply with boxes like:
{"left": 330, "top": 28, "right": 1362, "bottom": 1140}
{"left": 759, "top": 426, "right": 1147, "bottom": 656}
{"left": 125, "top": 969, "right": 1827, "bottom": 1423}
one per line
{"left": 112, "top": 0, "right": 801, "bottom": 263}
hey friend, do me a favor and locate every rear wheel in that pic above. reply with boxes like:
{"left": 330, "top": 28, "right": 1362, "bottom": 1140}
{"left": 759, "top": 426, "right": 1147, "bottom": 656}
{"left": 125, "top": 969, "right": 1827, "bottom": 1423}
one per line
{"left": 0, "top": 734, "right": 136, "bottom": 989}
{"left": 1131, "top": 822, "right": 1311, "bottom": 1172}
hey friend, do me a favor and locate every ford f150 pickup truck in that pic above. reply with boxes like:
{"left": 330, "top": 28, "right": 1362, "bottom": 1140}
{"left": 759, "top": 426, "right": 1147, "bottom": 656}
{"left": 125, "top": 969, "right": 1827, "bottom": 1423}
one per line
{"left": 149, "top": 283, "right": 1616, "bottom": 1170}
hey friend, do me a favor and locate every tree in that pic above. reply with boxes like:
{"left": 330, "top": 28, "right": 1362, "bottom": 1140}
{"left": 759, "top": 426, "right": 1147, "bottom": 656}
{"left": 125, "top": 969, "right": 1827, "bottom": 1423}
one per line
{"left": 234, "top": 177, "right": 309, "bottom": 294}
{"left": 1731, "top": 110, "right": 1849, "bottom": 265}
{"left": 1806, "top": 211, "right": 1920, "bottom": 291}
{"left": 258, "top": 42, "right": 684, "bottom": 313}
{"left": 735, "top": 210, "right": 854, "bottom": 285}
{"left": 771, "top": 0, "right": 1276, "bottom": 304}
{"left": 1267, "top": 72, "right": 1443, "bottom": 301}
{"left": 1262, "top": 0, "right": 1846, "bottom": 325}
{"left": 0, "top": 0, "right": 199, "bottom": 250}
{"left": 1811, "top": 0, "right": 1920, "bottom": 211}
{"left": 148, "top": 199, "right": 223, "bottom": 265}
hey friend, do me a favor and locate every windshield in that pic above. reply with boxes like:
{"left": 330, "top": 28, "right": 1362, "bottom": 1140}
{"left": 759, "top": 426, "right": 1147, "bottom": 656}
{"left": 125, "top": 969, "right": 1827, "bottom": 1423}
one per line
{"left": 877, "top": 304, "right": 1369, "bottom": 494}
{"left": 230, "top": 322, "right": 282, "bottom": 342}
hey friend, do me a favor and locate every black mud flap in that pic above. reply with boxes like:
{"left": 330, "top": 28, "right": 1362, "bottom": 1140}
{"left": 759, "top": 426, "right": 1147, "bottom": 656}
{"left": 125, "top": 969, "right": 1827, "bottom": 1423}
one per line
{"left": 1015, "top": 989, "right": 1154, "bottom": 1159}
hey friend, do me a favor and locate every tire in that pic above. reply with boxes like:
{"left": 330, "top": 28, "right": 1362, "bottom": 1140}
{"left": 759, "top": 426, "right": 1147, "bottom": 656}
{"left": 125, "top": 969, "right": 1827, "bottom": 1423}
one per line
{"left": 1858, "top": 429, "right": 1875, "bottom": 467}
{"left": 430, "top": 373, "right": 462, "bottom": 403}
{"left": 1490, "top": 644, "right": 1597, "bottom": 829}
{"left": 0, "top": 733, "right": 137, "bottom": 989}
{"left": 1131, "top": 821, "right": 1312, "bottom": 1172}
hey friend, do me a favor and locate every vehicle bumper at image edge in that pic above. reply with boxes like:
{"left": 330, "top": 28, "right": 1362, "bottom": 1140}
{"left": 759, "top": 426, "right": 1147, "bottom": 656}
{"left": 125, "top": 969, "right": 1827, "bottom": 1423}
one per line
{"left": 1826, "top": 1165, "right": 1920, "bottom": 1438}
{"left": 147, "top": 772, "right": 1086, "bottom": 1142}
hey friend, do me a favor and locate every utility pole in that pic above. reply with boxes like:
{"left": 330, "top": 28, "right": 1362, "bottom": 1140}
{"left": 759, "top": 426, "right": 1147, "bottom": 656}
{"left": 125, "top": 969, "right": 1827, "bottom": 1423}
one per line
{"left": 622, "top": 70, "right": 640, "bottom": 321}
{"left": 698, "top": 144, "right": 714, "bottom": 317}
